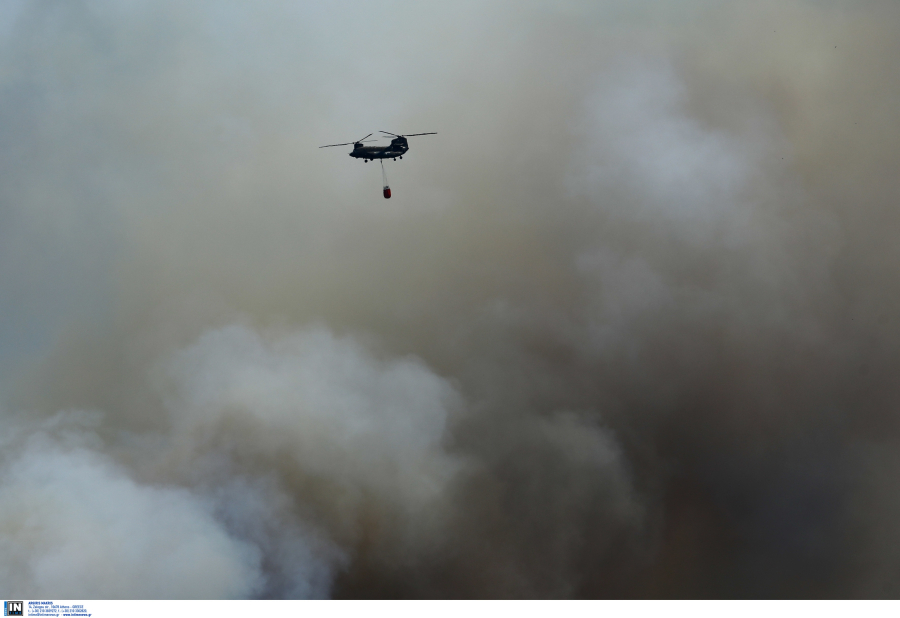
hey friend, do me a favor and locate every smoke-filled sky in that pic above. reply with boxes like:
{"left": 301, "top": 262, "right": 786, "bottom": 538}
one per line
{"left": 2, "top": 0, "right": 900, "bottom": 599}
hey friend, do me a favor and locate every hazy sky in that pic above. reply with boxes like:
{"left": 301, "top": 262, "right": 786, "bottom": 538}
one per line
{"left": 2, "top": 0, "right": 900, "bottom": 598}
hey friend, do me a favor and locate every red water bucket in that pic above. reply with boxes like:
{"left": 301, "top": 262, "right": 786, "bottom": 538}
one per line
{"left": 383, "top": 186, "right": 391, "bottom": 199}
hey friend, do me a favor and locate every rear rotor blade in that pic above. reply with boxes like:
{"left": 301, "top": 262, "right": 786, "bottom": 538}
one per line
{"left": 403, "top": 132, "right": 437, "bottom": 137}
{"left": 380, "top": 130, "right": 401, "bottom": 137}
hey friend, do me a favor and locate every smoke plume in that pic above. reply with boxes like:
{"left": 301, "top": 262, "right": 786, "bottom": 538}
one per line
{"left": 2, "top": 0, "right": 900, "bottom": 598}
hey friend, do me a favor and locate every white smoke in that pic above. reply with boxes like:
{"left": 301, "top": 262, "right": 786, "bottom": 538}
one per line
{"left": 0, "top": 411, "right": 263, "bottom": 599}
{"left": 3, "top": 0, "right": 900, "bottom": 599}
{"left": 0, "top": 324, "right": 468, "bottom": 598}
{"left": 160, "top": 325, "right": 464, "bottom": 549}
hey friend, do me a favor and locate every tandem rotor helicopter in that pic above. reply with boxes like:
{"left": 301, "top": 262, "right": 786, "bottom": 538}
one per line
{"left": 319, "top": 130, "right": 436, "bottom": 198}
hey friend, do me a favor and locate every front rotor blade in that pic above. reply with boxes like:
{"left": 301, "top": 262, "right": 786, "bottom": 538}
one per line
{"left": 320, "top": 135, "right": 377, "bottom": 148}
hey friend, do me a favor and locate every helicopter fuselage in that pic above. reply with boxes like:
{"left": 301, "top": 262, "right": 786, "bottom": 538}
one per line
{"left": 350, "top": 138, "right": 409, "bottom": 160}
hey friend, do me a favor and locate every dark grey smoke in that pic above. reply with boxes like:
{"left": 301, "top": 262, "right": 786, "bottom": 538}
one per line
{"left": 2, "top": 0, "right": 900, "bottom": 598}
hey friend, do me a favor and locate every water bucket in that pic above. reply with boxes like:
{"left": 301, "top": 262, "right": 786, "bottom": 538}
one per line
{"left": 383, "top": 186, "right": 391, "bottom": 199}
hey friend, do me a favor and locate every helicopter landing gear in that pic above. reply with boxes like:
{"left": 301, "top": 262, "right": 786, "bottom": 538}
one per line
{"left": 399, "top": 156, "right": 403, "bottom": 159}
{"left": 393, "top": 158, "right": 396, "bottom": 161}
{"left": 364, "top": 159, "right": 368, "bottom": 163}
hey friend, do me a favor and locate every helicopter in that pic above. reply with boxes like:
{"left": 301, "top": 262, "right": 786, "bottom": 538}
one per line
{"left": 319, "top": 131, "right": 437, "bottom": 162}
{"left": 319, "top": 131, "right": 437, "bottom": 199}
